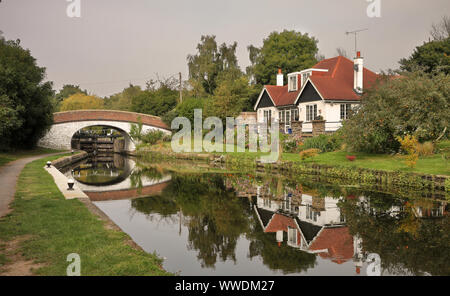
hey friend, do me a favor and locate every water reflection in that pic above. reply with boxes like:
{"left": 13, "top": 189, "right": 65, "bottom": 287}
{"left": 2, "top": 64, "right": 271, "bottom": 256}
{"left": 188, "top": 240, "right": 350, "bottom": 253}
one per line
{"left": 65, "top": 154, "right": 171, "bottom": 201}
{"left": 79, "top": 157, "right": 449, "bottom": 275}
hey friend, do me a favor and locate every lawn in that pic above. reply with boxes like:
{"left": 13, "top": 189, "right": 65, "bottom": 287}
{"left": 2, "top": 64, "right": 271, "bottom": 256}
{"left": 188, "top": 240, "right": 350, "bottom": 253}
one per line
{"left": 0, "top": 154, "right": 171, "bottom": 276}
{"left": 291, "top": 140, "right": 450, "bottom": 176}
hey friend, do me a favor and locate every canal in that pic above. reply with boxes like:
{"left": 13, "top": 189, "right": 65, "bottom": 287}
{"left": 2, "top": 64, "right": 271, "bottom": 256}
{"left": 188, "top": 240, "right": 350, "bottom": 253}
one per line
{"left": 64, "top": 154, "right": 449, "bottom": 276}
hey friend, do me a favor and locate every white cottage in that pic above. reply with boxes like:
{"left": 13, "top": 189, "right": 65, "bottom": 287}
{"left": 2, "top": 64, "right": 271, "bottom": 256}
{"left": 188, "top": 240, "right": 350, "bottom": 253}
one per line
{"left": 254, "top": 52, "right": 379, "bottom": 134}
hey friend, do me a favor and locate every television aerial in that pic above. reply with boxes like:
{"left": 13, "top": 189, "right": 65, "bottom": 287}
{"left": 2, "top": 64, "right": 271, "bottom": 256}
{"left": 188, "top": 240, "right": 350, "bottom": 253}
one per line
{"left": 346, "top": 28, "right": 368, "bottom": 56}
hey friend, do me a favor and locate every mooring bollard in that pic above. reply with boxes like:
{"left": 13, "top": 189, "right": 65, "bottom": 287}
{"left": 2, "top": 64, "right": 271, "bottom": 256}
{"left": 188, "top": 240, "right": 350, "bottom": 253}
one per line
{"left": 67, "top": 179, "right": 75, "bottom": 190}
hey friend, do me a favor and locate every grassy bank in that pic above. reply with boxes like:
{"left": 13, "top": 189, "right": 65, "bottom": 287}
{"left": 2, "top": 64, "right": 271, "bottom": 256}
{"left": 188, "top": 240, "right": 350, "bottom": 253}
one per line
{"left": 140, "top": 140, "right": 449, "bottom": 176}
{"left": 281, "top": 141, "right": 449, "bottom": 176}
{"left": 0, "top": 154, "right": 171, "bottom": 276}
{"left": 0, "top": 147, "right": 64, "bottom": 167}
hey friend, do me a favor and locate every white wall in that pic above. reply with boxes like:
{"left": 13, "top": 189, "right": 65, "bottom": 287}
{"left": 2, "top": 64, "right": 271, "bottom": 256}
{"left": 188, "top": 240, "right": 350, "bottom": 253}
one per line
{"left": 257, "top": 107, "right": 279, "bottom": 123}
{"left": 298, "top": 195, "right": 343, "bottom": 226}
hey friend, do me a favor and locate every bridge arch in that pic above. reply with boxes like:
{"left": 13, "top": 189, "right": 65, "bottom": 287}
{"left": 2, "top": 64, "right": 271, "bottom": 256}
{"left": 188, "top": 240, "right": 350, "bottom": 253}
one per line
{"left": 38, "top": 110, "right": 170, "bottom": 152}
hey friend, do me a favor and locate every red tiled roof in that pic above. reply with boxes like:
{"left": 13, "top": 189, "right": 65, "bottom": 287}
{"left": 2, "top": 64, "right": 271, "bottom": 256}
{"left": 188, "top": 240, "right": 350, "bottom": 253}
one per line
{"left": 264, "top": 213, "right": 298, "bottom": 233}
{"left": 261, "top": 55, "right": 379, "bottom": 106}
{"left": 264, "top": 85, "right": 300, "bottom": 107}
{"left": 308, "top": 227, "right": 354, "bottom": 264}
{"left": 264, "top": 214, "right": 302, "bottom": 246}
{"left": 310, "top": 56, "right": 379, "bottom": 101}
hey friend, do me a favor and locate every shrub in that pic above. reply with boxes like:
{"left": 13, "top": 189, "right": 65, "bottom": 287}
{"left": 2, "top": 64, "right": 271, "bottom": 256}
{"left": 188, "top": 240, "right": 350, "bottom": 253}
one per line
{"left": 299, "top": 148, "right": 320, "bottom": 160}
{"left": 301, "top": 134, "right": 342, "bottom": 152}
{"left": 416, "top": 141, "right": 434, "bottom": 156}
{"left": 280, "top": 133, "right": 300, "bottom": 153}
{"left": 140, "top": 130, "right": 164, "bottom": 145}
{"left": 396, "top": 135, "right": 419, "bottom": 168}
{"left": 341, "top": 71, "right": 450, "bottom": 153}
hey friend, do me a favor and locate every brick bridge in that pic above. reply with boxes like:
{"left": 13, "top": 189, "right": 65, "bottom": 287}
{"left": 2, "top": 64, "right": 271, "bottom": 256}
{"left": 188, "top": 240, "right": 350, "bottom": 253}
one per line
{"left": 38, "top": 110, "right": 171, "bottom": 152}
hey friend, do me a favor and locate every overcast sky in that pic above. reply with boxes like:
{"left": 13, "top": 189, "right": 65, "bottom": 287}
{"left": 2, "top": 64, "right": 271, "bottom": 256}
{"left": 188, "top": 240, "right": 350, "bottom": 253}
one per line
{"left": 0, "top": 0, "right": 449, "bottom": 97}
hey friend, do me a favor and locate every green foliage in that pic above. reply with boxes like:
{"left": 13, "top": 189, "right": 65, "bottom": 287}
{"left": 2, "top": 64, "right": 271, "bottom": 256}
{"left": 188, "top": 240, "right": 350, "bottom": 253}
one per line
{"left": 103, "top": 84, "right": 142, "bottom": 111}
{"left": 397, "top": 135, "right": 419, "bottom": 168}
{"left": 301, "top": 134, "right": 342, "bottom": 153}
{"left": 341, "top": 71, "right": 450, "bottom": 153}
{"left": 164, "top": 97, "right": 205, "bottom": 128}
{"left": 54, "top": 84, "right": 87, "bottom": 108}
{"left": 129, "top": 118, "right": 143, "bottom": 142}
{"left": 0, "top": 38, "right": 54, "bottom": 150}
{"left": 187, "top": 35, "right": 240, "bottom": 95}
{"left": 140, "top": 130, "right": 164, "bottom": 145}
{"left": 399, "top": 38, "right": 450, "bottom": 74}
{"left": 299, "top": 148, "right": 320, "bottom": 160}
{"left": 59, "top": 93, "right": 104, "bottom": 111}
{"left": 204, "top": 73, "right": 249, "bottom": 121}
{"left": 247, "top": 30, "right": 318, "bottom": 85}
{"left": 131, "top": 85, "right": 177, "bottom": 116}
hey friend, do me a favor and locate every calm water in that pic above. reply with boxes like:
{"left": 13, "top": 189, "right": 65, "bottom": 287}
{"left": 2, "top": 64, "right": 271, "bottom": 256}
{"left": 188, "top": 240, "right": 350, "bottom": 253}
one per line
{"left": 66, "top": 154, "right": 449, "bottom": 276}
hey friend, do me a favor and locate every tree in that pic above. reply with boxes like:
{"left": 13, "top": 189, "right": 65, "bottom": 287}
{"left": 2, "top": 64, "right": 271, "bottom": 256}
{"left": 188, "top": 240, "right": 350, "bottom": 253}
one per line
{"left": 430, "top": 16, "right": 450, "bottom": 41}
{"left": 187, "top": 35, "right": 240, "bottom": 95}
{"left": 204, "top": 69, "right": 253, "bottom": 120}
{"left": 0, "top": 37, "right": 54, "bottom": 150}
{"left": 54, "top": 84, "right": 87, "bottom": 105}
{"left": 104, "top": 84, "right": 142, "bottom": 111}
{"left": 131, "top": 85, "right": 178, "bottom": 116}
{"left": 341, "top": 71, "right": 449, "bottom": 153}
{"left": 59, "top": 93, "right": 104, "bottom": 111}
{"left": 399, "top": 38, "right": 450, "bottom": 74}
{"left": 247, "top": 30, "right": 319, "bottom": 85}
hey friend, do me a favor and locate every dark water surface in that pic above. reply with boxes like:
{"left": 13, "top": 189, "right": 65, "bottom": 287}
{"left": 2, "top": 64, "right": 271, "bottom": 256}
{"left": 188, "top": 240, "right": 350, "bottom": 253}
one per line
{"left": 66, "top": 155, "right": 450, "bottom": 276}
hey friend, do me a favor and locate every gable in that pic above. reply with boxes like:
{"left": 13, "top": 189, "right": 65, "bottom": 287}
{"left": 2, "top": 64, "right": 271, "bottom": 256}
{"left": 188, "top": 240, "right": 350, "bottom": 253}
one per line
{"left": 296, "top": 81, "right": 322, "bottom": 105}
{"left": 256, "top": 90, "right": 275, "bottom": 109}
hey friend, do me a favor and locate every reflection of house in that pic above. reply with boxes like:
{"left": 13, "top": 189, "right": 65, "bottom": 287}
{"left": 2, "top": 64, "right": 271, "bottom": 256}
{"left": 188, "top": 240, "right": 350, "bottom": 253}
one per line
{"left": 254, "top": 193, "right": 361, "bottom": 268}
{"left": 298, "top": 194, "right": 345, "bottom": 226}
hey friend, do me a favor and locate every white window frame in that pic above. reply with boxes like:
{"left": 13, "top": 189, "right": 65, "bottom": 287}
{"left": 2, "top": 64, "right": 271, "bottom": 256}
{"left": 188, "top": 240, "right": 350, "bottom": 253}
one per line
{"left": 288, "top": 75, "right": 298, "bottom": 92}
{"left": 340, "top": 104, "right": 352, "bottom": 120}
{"left": 306, "top": 104, "right": 317, "bottom": 122}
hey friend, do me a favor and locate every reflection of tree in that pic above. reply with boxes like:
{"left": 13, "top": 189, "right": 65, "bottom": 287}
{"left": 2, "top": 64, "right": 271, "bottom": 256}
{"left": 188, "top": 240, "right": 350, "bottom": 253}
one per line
{"left": 247, "top": 215, "right": 316, "bottom": 274}
{"left": 131, "top": 173, "right": 253, "bottom": 269}
{"left": 340, "top": 196, "right": 450, "bottom": 275}
{"left": 129, "top": 166, "right": 165, "bottom": 191}
{"left": 131, "top": 196, "right": 178, "bottom": 217}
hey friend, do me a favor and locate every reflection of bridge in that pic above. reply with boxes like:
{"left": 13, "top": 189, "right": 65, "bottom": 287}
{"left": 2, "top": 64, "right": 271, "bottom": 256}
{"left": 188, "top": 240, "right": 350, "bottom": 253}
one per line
{"left": 38, "top": 110, "right": 171, "bottom": 152}
{"left": 86, "top": 180, "right": 171, "bottom": 201}
{"left": 70, "top": 170, "right": 172, "bottom": 201}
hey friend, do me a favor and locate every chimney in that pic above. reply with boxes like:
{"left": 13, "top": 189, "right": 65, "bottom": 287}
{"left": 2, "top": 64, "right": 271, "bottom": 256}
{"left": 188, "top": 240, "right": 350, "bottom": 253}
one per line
{"left": 276, "top": 69, "right": 283, "bottom": 86}
{"left": 353, "top": 51, "right": 363, "bottom": 94}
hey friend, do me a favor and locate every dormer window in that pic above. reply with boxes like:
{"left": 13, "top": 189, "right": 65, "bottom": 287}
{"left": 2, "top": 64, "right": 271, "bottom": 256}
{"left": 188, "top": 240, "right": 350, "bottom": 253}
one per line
{"left": 288, "top": 75, "right": 298, "bottom": 92}
{"left": 302, "top": 72, "right": 311, "bottom": 87}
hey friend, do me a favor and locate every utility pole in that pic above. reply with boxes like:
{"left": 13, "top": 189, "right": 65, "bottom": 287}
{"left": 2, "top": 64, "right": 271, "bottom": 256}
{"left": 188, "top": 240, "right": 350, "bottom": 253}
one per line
{"left": 345, "top": 28, "right": 368, "bottom": 56}
{"left": 179, "top": 72, "right": 183, "bottom": 103}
